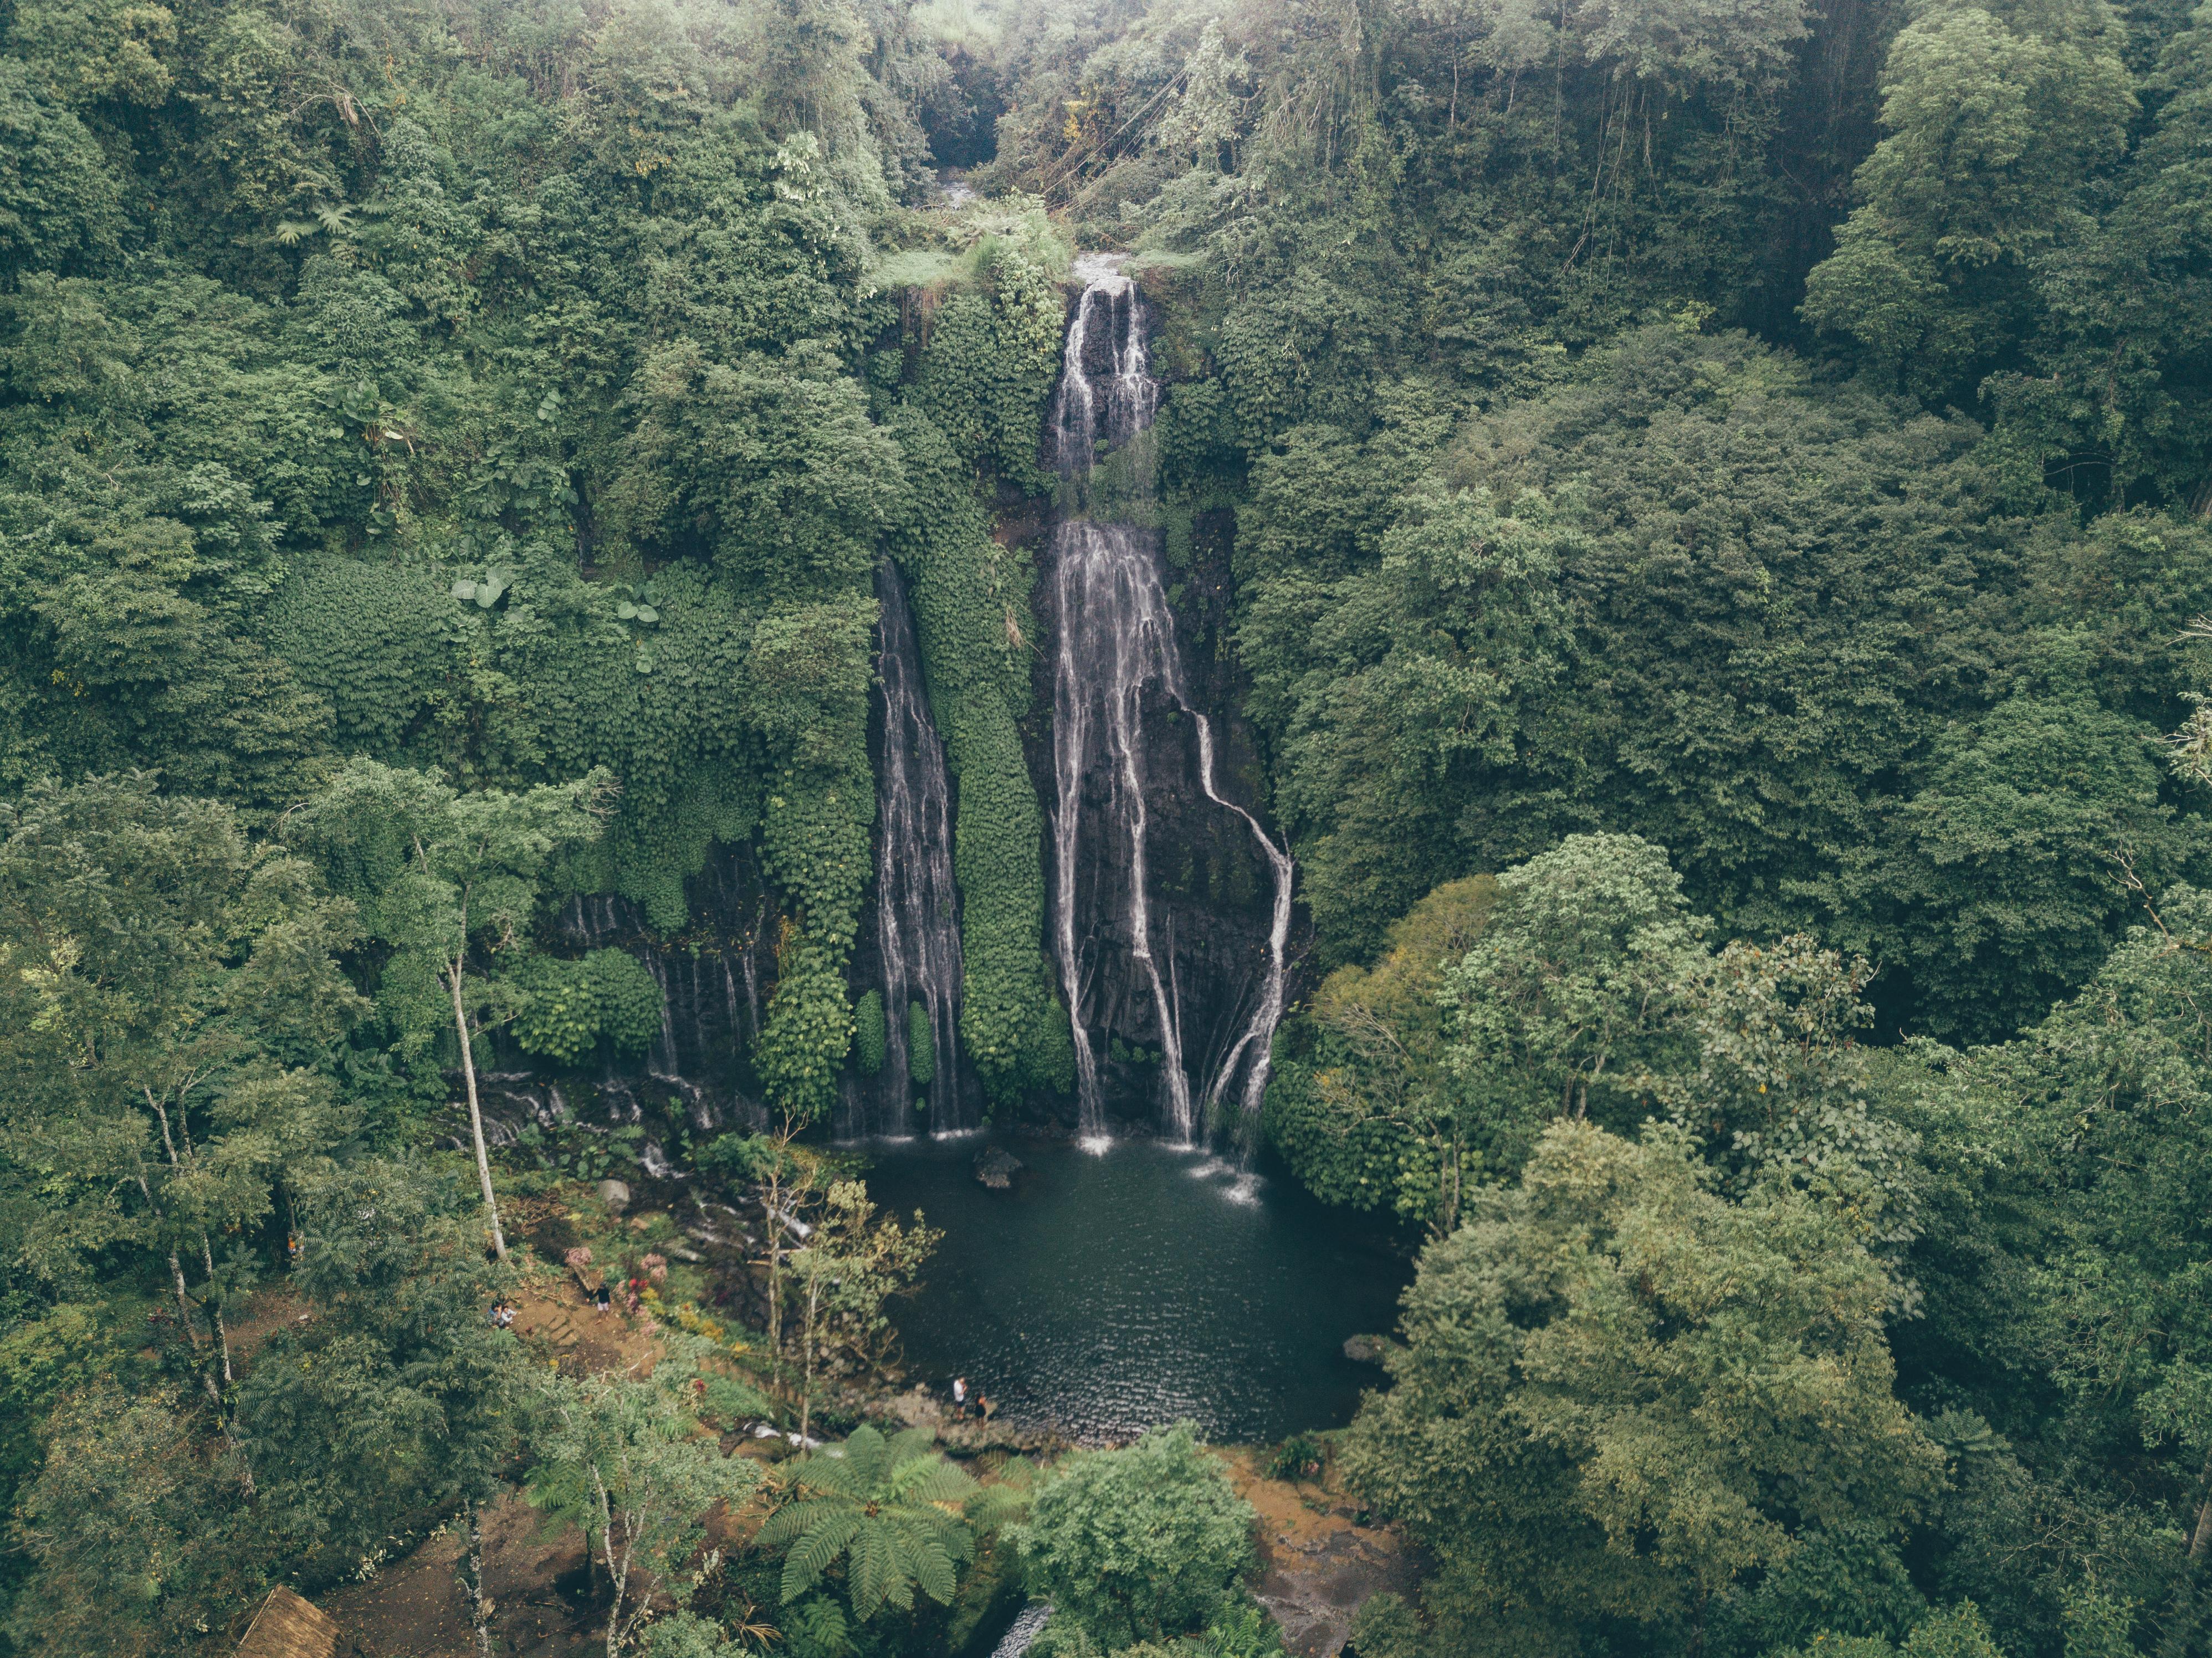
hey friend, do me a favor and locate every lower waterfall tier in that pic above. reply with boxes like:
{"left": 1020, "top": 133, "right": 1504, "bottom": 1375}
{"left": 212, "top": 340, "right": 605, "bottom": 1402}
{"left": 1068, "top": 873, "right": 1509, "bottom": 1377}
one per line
{"left": 1039, "top": 517, "right": 1293, "bottom": 1143}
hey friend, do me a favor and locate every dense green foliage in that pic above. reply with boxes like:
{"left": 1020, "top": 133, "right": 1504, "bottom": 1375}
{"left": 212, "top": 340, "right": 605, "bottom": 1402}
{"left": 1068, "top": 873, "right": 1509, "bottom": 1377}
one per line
{"left": 0, "top": 0, "right": 1087, "bottom": 1141}
{"left": 7, "top": 0, "right": 2212, "bottom": 1653}
{"left": 885, "top": 389, "right": 1070, "bottom": 1101}
{"left": 1280, "top": 823, "right": 2212, "bottom": 1657}
{"left": 1344, "top": 1117, "right": 1941, "bottom": 1654}
{"left": 1236, "top": 332, "right": 2212, "bottom": 1032}
{"left": 511, "top": 946, "right": 666, "bottom": 1064}
{"left": 857, "top": 985, "right": 890, "bottom": 1075}
{"left": 757, "top": 1425, "right": 982, "bottom": 1620}
{"left": 1010, "top": 1423, "right": 1261, "bottom": 1651}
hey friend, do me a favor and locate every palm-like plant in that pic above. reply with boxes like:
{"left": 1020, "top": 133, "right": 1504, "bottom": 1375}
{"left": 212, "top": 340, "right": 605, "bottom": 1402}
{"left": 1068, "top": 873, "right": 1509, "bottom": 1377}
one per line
{"left": 756, "top": 1426, "right": 981, "bottom": 1620}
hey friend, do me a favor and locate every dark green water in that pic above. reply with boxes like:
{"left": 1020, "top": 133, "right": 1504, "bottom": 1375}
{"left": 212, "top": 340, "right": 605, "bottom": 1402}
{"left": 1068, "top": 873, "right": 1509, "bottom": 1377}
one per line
{"left": 860, "top": 1134, "right": 1412, "bottom": 1445}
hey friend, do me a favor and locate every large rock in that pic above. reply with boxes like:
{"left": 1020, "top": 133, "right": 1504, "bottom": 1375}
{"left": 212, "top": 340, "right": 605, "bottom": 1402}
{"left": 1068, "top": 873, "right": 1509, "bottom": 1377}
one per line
{"left": 596, "top": 1178, "right": 631, "bottom": 1214}
{"left": 975, "top": 1147, "right": 1023, "bottom": 1190}
{"left": 1341, "top": 1334, "right": 1386, "bottom": 1365}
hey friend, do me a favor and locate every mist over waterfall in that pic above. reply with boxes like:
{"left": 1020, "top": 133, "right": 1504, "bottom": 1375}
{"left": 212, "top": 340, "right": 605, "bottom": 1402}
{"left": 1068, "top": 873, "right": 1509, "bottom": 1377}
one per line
{"left": 843, "top": 557, "right": 971, "bottom": 1138}
{"left": 1044, "top": 258, "right": 1296, "bottom": 1144}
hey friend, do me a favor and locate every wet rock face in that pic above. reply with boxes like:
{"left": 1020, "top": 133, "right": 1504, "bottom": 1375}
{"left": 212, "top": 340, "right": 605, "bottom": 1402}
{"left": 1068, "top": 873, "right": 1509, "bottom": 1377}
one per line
{"left": 1028, "top": 570, "right": 1287, "bottom": 1134}
{"left": 1030, "top": 259, "right": 1297, "bottom": 1143}
{"left": 1077, "top": 283, "right": 1137, "bottom": 386}
{"left": 472, "top": 848, "right": 781, "bottom": 1152}
{"left": 842, "top": 556, "right": 975, "bottom": 1140}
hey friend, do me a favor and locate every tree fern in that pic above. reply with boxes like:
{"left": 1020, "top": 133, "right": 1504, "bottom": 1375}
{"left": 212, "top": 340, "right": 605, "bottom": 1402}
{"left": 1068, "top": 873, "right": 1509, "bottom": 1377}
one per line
{"left": 757, "top": 1425, "right": 982, "bottom": 1620}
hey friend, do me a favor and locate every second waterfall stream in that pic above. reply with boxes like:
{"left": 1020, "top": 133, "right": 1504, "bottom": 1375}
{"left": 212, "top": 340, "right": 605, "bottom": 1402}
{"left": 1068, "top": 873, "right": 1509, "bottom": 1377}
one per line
{"left": 1044, "top": 255, "right": 1296, "bottom": 1145}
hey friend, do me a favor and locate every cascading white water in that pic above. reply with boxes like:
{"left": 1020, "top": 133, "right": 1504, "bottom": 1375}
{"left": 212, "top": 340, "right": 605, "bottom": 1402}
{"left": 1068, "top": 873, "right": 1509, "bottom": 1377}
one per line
{"left": 989, "top": 1604, "right": 1052, "bottom": 1658}
{"left": 1050, "top": 521, "right": 1194, "bottom": 1136}
{"left": 844, "top": 556, "right": 969, "bottom": 1138}
{"left": 1046, "top": 257, "right": 1296, "bottom": 1144}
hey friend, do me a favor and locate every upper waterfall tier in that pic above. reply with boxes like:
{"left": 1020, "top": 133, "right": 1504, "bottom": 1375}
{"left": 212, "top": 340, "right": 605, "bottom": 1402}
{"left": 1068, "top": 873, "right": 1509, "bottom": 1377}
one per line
{"left": 1048, "top": 258, "right": 1161, "bottom": 503}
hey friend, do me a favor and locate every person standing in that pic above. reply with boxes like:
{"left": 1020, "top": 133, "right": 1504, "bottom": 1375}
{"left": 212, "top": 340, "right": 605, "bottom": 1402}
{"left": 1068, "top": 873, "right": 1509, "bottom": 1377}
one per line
{"left": 951, "top": 1376, "right": 968, "bottom": 1416}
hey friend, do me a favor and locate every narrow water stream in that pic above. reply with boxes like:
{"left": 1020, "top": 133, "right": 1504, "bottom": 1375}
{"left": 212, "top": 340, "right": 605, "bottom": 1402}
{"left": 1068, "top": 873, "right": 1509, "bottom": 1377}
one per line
{"left": 841, "top": 556, "right": 969, "bottom": 1138}
{"left": 863, "top": 1135, "right": 1410, "bottom": 1445}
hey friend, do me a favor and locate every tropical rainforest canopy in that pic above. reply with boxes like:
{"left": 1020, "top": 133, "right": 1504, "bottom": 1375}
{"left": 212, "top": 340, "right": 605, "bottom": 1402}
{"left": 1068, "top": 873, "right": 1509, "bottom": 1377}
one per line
{"left": 2, "top": 0, "right": 2211, "bottom": 1652}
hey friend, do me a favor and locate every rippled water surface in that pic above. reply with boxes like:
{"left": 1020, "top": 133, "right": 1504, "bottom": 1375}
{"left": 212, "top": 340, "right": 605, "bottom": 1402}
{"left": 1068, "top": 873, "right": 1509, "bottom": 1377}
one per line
{"left": 861, "top": 1135, "right": 1411, "bottom": 1444}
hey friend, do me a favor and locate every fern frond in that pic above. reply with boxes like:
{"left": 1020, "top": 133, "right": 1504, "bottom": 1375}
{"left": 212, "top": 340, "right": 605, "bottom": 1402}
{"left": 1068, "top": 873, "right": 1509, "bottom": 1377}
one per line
{"left": 910, "top": 1535, "right": 959, "bottom": 1605}
{"left": 780, "top": 1511, "right": 862, "bottom": 1604}
{"left": 905, "top": 1459, "right": 977, "bottom": 1506}
{"left": 964, "top": 1483, "right": 1032, "bottom": 1531}
{"left": 757, "top": 1497, "right": 837, "bottom": 1548}
{"left": 849, "top": 1521, "right": 894, "bottom": 1619}
{"left": 887, "top": 1425, "right": 938, "bottom": 1466}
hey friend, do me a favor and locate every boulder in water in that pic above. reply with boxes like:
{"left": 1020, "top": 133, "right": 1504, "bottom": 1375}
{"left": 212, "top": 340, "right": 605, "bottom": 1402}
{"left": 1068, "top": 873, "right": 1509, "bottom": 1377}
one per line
{"left": 1343, "top": 1334, "right": 1386, "bottom": 1364}
{"left": 975, "top": 1147, "right": 1023, "bottom": 1190}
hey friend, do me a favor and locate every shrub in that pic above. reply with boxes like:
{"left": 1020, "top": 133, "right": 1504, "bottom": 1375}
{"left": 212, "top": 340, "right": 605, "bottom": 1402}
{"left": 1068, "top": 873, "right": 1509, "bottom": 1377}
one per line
{"left": 511, "top": 948, "right": 664, "bottom": 1065}
{"left": 856, "top": 989, "right": 887, "bottom": 1074}
{"left": 1263, "top": 1432, "right": 1325, "bottom": 1483}
{"left": 908, "top": 997, "right": 935, "bottom": 1085}
{"left": 1008, "top": 1423, "right": 1258, "bottom": 1648}
{"left": 1345, "top": 1593, "right": 1421, "bottom": 1658}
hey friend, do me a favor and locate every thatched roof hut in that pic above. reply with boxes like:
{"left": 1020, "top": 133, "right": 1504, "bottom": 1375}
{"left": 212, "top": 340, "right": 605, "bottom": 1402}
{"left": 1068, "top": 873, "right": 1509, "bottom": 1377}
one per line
{"left": 234, "top": 1588, "right": 337, "bottom": 1658}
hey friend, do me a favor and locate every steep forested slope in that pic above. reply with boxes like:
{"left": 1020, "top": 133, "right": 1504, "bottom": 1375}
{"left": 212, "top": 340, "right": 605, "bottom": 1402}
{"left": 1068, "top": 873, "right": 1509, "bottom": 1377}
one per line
{"left": 5, "top": 0, "right": 2212, "bottom": 1655}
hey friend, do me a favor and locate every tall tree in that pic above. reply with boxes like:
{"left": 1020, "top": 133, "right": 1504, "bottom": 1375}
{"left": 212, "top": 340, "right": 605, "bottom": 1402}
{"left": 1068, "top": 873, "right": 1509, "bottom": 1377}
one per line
{"left": 529, "top": 1371, "right": 762, "bottom": 1658}
{"left": 1803, "top": 0, "right": 2137, "bottom": 401}
{"left": 1440, "top": 832, "right": 1707, "bottom": 1154}
{"left": 0, "top": 773, "right": 363, "bottom": 1396}
{"left": 1344, "top": 1119, "right": 1943, "bottom": 1655}
{"left": 286, "top": 759, "right": 612, "bottom": 1258}
{"left": 232, "top": 1154, "right": 529, "bottom": 1579}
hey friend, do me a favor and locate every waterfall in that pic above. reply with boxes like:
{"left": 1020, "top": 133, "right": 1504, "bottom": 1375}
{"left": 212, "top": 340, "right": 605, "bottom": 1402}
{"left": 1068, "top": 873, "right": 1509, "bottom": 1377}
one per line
{"left": 990, "top": 1604, "right": 1052, "bottom": 1658}
{"left": 1045, "top": 257, "right": 1296, "bottom": 1144}
{"left": 845, "top": 556, "right": 969, "bottom": 1138}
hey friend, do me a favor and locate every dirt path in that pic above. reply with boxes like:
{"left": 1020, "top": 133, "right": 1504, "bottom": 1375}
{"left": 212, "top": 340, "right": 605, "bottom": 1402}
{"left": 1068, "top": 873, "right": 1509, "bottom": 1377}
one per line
{"left": 321, "top": 1493, "right": 597, "bottom": 1658}
{"left": 1220, "top": 1451, "right": 1420, "bottom": 1658}
{"left": 509, "top": 1276, "right": 665, "bottom": 1378}
{"left": 318, "top": 1273, "right": 666, "bottom": 1656}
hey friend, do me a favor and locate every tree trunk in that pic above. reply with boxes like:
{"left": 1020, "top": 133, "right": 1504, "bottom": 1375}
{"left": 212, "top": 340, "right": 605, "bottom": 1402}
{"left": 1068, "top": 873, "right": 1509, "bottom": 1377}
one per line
{"left": 800, "top": 1269, "right": 820, "bottom": 1446}
{"left": 2190, "top": 1451, "right": 2212, "bottom": 1558}
{"left": 166, "top": 1248, "right": 227, "bottom": 1409}
{"left": 764, "top": 1170, "right": 786, "bottom": 1395}
{"left": 448, "top": 954, "right": 508, "bottom": 1260}
{"left": 201, "top": 1233, "right": 234, "bottom": 1384}
{"left": 166, "top": 1250, "right": 203, "bottom": 1348}
{"left": 463, "top": 1498, "right": 493, "bottom": 1657}
{"left": 1445, "top": 1128, "right": 1463, "bottom": 1235}
{"left": 590, "top": 1464, "right": 626, "bottom": 1658}
{"left": 144, "top": 1100, "right": 213, "bottom": 1362}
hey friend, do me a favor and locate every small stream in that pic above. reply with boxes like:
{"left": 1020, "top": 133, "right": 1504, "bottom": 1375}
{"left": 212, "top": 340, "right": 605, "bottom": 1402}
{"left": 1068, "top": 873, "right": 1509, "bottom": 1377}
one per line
{"left": 863, "top": 1135, "right": 1410, "bottom": 1445}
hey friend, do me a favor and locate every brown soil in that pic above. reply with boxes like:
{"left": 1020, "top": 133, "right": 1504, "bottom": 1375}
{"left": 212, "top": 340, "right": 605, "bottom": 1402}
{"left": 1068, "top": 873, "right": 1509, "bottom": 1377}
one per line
{"left": 223, "top": 1283, "right": 312, "bottom": 1373}
{"left": 314, "top": 1267, "right": 672, "bottom": 1657}
{"left": 321, "top": 1494, "right": 598, "bottom": 1658}
{"left": 1219, "top": 1450, "right": 1419, "bottom": 1658}
{"left": 508, "top": 1275, "right": 665, "bottom": 1379}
